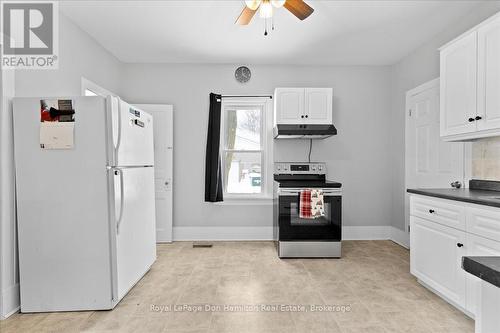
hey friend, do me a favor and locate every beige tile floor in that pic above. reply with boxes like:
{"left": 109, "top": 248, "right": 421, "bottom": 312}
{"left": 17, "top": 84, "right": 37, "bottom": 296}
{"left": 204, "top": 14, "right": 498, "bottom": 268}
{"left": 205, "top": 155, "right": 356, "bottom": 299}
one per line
{"left": 0, "top": 241, "right": 474, "bottom": 333}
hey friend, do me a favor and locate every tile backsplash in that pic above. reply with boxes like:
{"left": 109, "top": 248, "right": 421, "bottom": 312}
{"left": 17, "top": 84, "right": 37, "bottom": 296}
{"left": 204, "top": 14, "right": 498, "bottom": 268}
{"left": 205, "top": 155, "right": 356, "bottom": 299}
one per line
{"left": 472, "top": 137, "right": 500, "bottom": 180}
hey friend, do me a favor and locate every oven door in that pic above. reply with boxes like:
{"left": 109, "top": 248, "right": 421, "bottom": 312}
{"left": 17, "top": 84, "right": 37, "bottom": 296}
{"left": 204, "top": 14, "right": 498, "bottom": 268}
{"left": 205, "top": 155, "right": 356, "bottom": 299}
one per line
{"left": 278, "top": 189, "right": 341, "bottom": 241}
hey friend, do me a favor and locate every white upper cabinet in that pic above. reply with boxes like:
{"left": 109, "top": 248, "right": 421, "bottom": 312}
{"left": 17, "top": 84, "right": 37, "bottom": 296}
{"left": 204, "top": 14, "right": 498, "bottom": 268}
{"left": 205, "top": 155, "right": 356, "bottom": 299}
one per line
{"left": 275, "top": 88, "right": 304, "bottom": 124}
{"left": 304, "top": 88, "right": 333, "bottom": 124}
{"left": 440, "top": 13, "right": 500, "bottom": 141}
{"left": 274, "top": 88, "right": 333, "bottom": 125}
{"left": 477, "top": 15, "right": 500, "bottom": 132}
{"left": 440, "top": 32, "right": 477, "bottom": 138}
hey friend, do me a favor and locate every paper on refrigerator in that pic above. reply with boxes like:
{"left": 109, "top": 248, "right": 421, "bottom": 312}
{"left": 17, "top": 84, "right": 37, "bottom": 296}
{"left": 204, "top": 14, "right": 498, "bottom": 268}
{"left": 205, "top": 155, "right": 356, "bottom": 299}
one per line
{"left": 39, "top": 99, "right": 75, "bottom": 149}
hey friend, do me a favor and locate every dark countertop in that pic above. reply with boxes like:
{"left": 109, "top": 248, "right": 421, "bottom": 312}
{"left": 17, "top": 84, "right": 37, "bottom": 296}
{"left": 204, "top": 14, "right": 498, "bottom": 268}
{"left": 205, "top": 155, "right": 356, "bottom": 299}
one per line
{"left": 462, "top": 256, "right": 500, "bottom": 288}
{"left": 406, "top": 188, "right": 500, "bottom": 208}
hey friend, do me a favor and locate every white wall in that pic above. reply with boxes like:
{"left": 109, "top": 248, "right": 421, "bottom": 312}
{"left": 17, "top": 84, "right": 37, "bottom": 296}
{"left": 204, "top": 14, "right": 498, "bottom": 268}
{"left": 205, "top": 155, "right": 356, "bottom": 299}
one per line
{"left": 120, "top": 64, "right": 393, "bottom": 235}
{"left": 0, "top": 13, "right": 123, "bottom": 319}
{"left": 0, "top": 45, "right": 17, "bottom": 319}
{"left": 389, "top": 2, "right": 500, "bottom": 232}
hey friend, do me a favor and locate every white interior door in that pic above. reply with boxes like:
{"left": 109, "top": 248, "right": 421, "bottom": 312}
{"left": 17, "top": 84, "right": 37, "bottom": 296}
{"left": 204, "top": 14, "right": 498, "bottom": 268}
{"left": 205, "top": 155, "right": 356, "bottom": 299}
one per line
{"left": 134, "top": 104, "right": 173, "bottom": 243}
{"left": 405, "top": 79, "right": 464, "bottom": 237}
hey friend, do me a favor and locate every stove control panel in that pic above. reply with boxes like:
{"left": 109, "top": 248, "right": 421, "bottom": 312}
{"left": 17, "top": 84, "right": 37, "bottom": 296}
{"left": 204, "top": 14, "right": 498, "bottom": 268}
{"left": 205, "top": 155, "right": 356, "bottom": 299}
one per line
{"left": 274, "top": 162, "right": 326, "bottom": 175}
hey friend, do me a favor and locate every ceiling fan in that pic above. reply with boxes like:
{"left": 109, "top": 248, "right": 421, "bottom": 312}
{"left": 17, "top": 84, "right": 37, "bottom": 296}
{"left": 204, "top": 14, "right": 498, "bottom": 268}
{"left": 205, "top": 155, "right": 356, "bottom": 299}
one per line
{"left": 235, "top": 0, "right": 314, "bottom": 34}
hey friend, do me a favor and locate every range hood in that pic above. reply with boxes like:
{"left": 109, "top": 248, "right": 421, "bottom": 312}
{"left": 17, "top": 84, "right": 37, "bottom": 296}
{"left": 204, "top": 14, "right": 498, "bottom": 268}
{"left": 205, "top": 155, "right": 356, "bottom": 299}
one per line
{"left": 274, "top": 124, "right": 337, "bottom": 139}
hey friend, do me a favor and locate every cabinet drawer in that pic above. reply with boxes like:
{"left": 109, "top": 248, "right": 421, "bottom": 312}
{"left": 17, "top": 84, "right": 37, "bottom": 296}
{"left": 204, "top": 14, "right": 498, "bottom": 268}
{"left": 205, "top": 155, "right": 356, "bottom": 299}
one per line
{"left": 466, "top": 206, "right": 500, "bottom": 242}
{"left": 410, "top": 196, "right": 465, "bottom": 230}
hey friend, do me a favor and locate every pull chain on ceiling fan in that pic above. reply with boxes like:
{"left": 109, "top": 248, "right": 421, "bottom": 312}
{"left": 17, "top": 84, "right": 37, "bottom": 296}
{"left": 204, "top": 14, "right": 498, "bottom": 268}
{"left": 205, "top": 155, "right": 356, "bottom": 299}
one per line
{"left": 235, "top": 0, "right": 314, "bottom": 35}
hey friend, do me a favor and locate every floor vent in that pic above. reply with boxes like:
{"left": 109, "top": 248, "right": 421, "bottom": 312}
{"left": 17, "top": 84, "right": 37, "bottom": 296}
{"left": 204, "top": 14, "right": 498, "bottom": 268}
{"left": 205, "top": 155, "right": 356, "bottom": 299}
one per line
{"left": 192, "top": 242, "right": 213, "bottom": 248}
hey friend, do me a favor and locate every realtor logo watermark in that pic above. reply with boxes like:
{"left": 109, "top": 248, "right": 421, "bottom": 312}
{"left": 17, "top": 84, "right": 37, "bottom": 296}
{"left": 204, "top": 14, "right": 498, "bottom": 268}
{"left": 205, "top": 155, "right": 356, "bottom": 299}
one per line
{"left": 1, "top": 1, "right": 59, "bottom": 69}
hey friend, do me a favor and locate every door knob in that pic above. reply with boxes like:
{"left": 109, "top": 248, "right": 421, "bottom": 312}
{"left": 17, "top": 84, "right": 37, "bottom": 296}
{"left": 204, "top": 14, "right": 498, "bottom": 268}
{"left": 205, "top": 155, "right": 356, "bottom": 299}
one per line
{"left": 457, "top": 243, "right": 464, "bottom": 248}
{"left": 475, "top": 116, "right": 483, "bottom": 121}
{"left": 429, "top": 209, "right": 435, "bottom": 214}
{"left": 301, "top": 115, "right": 304, "bottom": 118}
{"left": 305, "top": 115, "right": 308, "bottom": 118}
{"left": 468, "top": 118, "right": 475, "bottom": 122}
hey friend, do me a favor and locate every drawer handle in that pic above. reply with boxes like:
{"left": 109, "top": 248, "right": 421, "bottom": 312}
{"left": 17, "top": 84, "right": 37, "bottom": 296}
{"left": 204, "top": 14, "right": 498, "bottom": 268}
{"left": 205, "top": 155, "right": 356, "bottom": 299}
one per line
{"left": 457, "top": 243, "right": 464, "bottom": 248}
{"left": 429, "top": 209, "right": 435, "bottom": 214}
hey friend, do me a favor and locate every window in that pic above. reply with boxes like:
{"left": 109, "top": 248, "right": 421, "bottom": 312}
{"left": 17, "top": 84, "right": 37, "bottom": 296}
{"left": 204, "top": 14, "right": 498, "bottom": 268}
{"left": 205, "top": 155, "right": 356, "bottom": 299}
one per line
{"left": 220, "top": 98, "right": 273, "bottom": 199}
{"left": 81, "top": 77, "right": 116, "bottom": 97}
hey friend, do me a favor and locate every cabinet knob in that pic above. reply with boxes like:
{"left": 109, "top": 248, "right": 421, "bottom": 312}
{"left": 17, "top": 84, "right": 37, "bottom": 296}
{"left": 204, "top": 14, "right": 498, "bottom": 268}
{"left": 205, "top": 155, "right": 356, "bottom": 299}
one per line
{"left": 468, "top": 117, "right": 475, "bottom": 122}
{"left": 475, "top": 116, "right": 483, "bottom": 121}
{"left": 457, "top": 243, "right": 464, "bottom": 248}
{"left": 301, "top": 115, "right": 304, "bottom": 118}
{"left": 305, "top": 115, "right": 308, "bottom": 118}
{"left": 429, "top": 209, "right": 435, "bottom": 214}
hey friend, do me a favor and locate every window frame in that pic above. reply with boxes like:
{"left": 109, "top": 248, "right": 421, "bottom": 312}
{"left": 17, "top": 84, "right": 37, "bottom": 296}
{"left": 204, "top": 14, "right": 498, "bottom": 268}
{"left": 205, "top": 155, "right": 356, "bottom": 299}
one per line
{"left": 220, "top": 97, "right": 273, "bottom": 201}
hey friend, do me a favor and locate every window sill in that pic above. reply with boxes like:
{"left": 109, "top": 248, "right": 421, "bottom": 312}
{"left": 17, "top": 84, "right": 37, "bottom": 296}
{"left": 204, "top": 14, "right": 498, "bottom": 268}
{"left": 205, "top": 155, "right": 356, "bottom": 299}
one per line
{"left": 214, "top": 197, "right": 274, "bottom": 206}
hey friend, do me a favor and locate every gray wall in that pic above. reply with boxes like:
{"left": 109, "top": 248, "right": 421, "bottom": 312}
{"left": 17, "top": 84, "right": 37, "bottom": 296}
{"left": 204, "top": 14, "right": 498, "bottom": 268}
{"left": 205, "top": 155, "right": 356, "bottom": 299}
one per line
{"left": 15, "top": 14, "right": 123, "bottom": 97}
{"left": 389, "top": 2, "right": 500, "bottom": 231}
{"left": 120, "top": 64, "right": 393, "bottom": 229}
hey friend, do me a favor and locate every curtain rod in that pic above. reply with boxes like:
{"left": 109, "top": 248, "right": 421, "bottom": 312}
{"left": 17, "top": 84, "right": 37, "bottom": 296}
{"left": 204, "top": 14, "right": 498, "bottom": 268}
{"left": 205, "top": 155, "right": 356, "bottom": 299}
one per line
{"left": 221, "top": 95, "right": 272, "bottom": 99}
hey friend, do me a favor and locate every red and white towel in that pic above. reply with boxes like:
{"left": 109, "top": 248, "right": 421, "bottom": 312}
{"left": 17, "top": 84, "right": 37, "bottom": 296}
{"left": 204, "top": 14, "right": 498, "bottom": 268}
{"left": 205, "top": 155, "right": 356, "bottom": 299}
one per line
{"left": 299, "top": 189, "right": 325, "bottom": 219}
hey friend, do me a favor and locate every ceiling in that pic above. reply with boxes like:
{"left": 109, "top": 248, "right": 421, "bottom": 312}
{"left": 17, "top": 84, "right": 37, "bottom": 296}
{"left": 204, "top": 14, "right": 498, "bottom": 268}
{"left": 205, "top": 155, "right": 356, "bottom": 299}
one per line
{"left": 61, "top": 0, "right": 485, "bottom": 66}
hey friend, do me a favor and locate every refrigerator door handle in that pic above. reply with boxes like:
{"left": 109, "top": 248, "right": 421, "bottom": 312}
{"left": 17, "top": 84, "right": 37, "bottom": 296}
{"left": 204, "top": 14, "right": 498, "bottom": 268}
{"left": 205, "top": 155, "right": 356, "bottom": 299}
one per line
{"left": 115, "top": 97, "right": 123, "bottom": 162}
{"left": 115, "top": 169, "right": 125, "bottom": 234}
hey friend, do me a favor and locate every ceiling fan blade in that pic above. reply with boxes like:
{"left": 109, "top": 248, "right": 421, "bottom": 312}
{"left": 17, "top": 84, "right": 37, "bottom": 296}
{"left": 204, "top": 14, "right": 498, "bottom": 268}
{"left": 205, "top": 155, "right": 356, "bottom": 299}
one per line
{"left": 284, "top": 0, "right": 314, "bottom": 20}
{"left": 235, "top": 6, "right": 258, "bottom": 25}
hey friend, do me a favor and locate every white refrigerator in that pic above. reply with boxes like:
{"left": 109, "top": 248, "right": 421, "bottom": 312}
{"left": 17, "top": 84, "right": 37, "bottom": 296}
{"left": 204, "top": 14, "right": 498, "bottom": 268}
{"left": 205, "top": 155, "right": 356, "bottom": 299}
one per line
{"left": 12, "top": 96, "right": 156, "bottom": 312}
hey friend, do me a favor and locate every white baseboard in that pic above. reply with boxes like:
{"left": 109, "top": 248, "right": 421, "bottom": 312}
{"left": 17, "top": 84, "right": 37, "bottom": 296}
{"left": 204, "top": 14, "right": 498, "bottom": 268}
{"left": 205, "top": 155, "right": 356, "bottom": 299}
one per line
{"left": 390, "top": 226, "right": 410, "bottom": 249}
{"left": 342, "top": 226, "right": 391, "bottom": 240}
{"left": 173, "top": 226, "right": 274, "bottom": 241}
{"left": 173, "top": 226, "right": 409, "bottom": 246}
{"left": 0, "top": 283, "right": 20, "bottom": 320}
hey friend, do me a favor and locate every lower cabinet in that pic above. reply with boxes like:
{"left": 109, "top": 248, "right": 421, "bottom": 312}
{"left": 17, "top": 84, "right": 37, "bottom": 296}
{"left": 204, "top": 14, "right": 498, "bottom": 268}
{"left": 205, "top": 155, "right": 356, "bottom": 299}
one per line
{"left": 465, "top": 234, "right": 500, "bottom": 315}
{"left": 410, "top": 216, "right": 467, "bottom": 308}
{"left": 410, "top": 194, "right": 500, "bottom": 317}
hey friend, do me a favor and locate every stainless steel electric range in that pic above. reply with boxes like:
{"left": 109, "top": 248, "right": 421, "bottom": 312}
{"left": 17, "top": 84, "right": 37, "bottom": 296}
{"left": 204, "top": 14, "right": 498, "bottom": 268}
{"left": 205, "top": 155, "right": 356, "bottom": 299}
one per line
{"left": 273, "top": 162, "right": 342, "bottom": 258}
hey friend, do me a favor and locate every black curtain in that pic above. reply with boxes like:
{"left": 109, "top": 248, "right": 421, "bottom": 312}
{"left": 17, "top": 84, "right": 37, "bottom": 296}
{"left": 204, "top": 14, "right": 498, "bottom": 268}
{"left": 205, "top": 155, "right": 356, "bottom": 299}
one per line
{"left": 205, "top": 93, "right": 224, "bottom": 202}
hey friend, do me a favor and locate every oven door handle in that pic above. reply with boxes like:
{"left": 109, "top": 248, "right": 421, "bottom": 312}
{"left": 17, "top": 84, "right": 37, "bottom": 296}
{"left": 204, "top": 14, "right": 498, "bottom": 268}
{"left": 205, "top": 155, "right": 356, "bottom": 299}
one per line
{"left": 278, "top": 190, "right": 341, "bottom": 197}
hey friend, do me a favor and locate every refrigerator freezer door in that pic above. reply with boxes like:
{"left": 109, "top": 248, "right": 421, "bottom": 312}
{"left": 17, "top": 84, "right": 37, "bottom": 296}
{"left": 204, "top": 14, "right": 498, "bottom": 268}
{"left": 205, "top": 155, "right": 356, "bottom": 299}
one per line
{"left": 110, "top": 166, "right": 156, "bottom": 301}
{"left": 13, "top": 97, "right": 114, "bottom": 312}
{"left": 108, "top": 97, "right": 154, "bottom": 167}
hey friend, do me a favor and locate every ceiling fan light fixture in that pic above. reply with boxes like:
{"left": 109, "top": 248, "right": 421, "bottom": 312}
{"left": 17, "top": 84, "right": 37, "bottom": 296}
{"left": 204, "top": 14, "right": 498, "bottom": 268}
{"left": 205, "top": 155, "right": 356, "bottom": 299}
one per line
{"left": 271, "top": 0, "right": 286, "bottom": 8}
{"left": 259, "top": 0, "right": 273, "bottom": 18}
{"left": 245, "top": 0, "right": 261, "bottom": 10}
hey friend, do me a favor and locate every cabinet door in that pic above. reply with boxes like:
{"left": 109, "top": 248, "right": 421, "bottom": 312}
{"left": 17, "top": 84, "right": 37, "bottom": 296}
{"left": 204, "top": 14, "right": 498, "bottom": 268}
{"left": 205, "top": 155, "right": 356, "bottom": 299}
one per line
{"left": 477, "top": 16, "right": 500, "bottom": 131}
{"left": 410, "top": 216, "right": 466, "bottom": 308}
{"left": 465, "top": 234, "right": 500, "bottom": 316}
{"left": 274, "top": 88, "right": 304, "bottom": 124}
{"left": 304, "top": 88, "right": 332, "bottom": 124}
{"left": 440, "top": 32, "right": 478, "bottom": 137}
